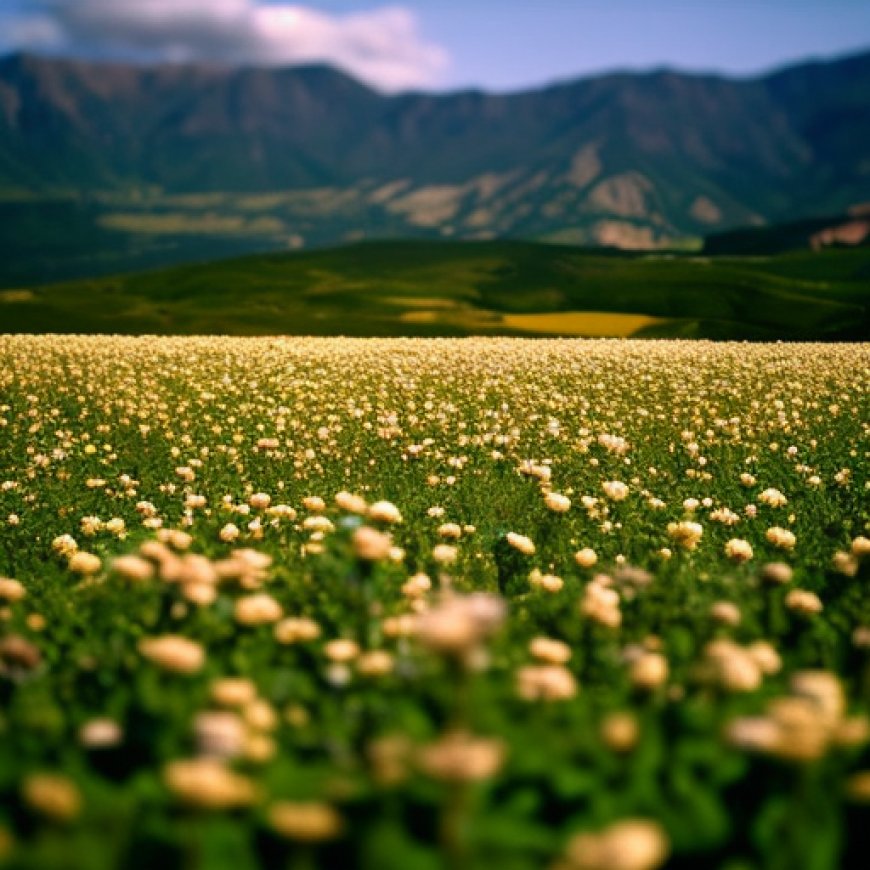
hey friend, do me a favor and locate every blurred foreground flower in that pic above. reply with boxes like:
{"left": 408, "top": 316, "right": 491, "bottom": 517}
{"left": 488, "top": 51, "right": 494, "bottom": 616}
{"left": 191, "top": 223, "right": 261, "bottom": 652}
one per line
{"left": 417, "top": 731, "right": 505, "bottom": 782}
{"left": 139, "top": 636, "right": 205, "bottom": 674}
{"left": 164, "top": 758, "right": 256, "bottom": 809}
{"left": 554, "top": 819, "right": 669, "bottom": 870}
{"left": 268, "top": 802, "right": 343, "bottom": 842}
{"left": 21, "top": 774, "right": 81, "bottom": 822}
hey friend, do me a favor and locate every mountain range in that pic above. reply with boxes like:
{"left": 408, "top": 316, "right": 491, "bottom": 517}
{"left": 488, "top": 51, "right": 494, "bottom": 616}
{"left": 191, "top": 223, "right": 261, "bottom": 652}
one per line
{"left": 0, "top": 49, "right": 869, "bottom": 275}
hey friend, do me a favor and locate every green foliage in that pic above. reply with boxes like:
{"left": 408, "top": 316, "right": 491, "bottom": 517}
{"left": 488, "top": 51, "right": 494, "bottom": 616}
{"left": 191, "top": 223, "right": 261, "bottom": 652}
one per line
{"left": 1, "top": 240, "right": 868, "bottom": 339}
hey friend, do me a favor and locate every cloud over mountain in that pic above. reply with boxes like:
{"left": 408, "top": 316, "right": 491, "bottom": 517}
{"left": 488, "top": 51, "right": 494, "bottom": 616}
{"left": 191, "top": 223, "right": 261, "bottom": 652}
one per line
{"left": 1, "top": 0, "right": 449, "bottom": 91}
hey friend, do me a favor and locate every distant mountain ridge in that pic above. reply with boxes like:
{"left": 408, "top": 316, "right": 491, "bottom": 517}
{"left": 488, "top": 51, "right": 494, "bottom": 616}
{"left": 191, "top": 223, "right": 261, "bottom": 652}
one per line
{"left": 1, "top": 50, "right": 869, "bottom": 250}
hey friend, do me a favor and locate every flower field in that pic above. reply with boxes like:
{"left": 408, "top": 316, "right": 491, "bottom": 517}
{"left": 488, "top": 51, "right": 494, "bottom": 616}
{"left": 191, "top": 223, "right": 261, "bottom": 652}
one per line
{"left": 0, "top": 335, "right": 868, "bottom": 869}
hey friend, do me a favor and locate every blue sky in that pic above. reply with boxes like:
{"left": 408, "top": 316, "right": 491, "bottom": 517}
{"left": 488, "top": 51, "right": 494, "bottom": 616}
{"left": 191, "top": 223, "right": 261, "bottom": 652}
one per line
{"left": 1, "top": 0, "right": 869, "bottom": 91}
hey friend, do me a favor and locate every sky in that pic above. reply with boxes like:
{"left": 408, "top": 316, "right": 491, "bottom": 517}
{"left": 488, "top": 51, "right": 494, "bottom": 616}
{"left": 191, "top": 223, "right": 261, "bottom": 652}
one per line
{"left": 1, "top": 0, "right": 869, "bottom": 92}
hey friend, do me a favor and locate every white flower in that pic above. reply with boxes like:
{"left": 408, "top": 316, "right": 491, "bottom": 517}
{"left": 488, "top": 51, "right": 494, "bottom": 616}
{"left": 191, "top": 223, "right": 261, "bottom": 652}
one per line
{"left": 602, "top": 480, "right": 629, "bottom": 501}
{"left": 724, "top": 539, "right": 753, "bottom": 563}
{"left": 368, "top": 501, "right": 403, "bottom": 524}
{"left": 544, "top": 492, "right": 571, "bottom": 513}
{"left": 505, "top": 532, "right": 535, "bottom": 556}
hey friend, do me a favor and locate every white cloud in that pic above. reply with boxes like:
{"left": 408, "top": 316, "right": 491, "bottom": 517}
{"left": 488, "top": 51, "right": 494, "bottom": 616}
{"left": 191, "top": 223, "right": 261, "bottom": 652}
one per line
{"left": 0, "top": 13, "right": 66, "bottom": 51}
{"left": 7, "top": 1, "right": 450, "bottom": 91}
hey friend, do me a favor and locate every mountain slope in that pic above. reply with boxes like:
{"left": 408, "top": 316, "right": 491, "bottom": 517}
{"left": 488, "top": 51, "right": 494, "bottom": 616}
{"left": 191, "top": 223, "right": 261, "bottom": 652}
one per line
{"left": 0, "top": 50, "right": 869, "bottom": 252}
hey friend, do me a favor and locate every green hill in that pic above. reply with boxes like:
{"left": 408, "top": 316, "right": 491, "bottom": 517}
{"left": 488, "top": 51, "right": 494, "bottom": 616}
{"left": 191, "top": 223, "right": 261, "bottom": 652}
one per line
{"left": 703, "top": 211, "right": 870, "bottom": 255}
{"left": 2, "top": 240, "right": 868, "bottom": 339}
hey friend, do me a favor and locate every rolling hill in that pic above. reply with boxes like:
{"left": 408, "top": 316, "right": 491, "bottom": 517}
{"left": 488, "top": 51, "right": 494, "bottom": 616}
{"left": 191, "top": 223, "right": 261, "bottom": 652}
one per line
{"left": 2, "top": 240, "right": 867, "bottom": 340}
{"left": 703, "top": 206, "right": 870, "bottom": 255}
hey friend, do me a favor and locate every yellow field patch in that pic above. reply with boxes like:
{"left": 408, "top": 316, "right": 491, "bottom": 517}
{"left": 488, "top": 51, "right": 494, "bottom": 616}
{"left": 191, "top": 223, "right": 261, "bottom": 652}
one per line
{"left": 0, "top": 289, "right": 36, "bottom": 303}
{"left": 99, "top": 212, "right": 285, "bottom": 236}
{"left": 501, "top": 311, "right": 663, "bottom": 336}
{"left": 397, "top": 306, "right": 663, "bottom": 335}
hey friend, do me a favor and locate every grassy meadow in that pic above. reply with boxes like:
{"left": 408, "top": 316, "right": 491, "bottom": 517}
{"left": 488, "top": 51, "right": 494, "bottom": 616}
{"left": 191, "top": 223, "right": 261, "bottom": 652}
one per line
{"left": 0, "top": 336, "right": 868, "bottom": 869}
{"left": 1, "top": 241, "right": 868, "bottom": 339}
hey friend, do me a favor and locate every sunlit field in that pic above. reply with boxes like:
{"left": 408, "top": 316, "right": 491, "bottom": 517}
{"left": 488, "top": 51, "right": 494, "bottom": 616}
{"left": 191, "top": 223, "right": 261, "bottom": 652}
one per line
{"left": 0, "top": 336, "right": 869, "bottom": 870}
